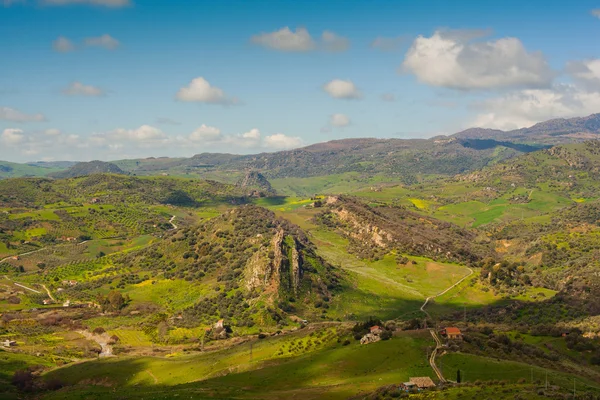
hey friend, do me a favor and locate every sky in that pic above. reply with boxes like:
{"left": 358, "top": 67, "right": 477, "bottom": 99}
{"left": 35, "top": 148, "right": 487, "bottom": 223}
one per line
{"left": 1, "top": 0, "right": 600, "bottom": 162}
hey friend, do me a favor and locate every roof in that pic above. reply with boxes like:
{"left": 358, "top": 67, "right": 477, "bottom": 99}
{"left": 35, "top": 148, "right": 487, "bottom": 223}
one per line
{"left": 369, "top": 325, "right": 381, "bottom": 331}
{"left": 409, "top": 377, "right": 436, "bottom": 388}
{"left": 445, "top": 327, "right": 462, "bottom": 335}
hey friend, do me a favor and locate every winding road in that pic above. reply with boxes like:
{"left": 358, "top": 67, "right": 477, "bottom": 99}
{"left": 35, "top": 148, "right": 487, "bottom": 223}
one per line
{"left": 419, "top": 267, "right": 473, "bottom": 383}
{"left": 169, "top": 215, "right": 178, "bottom": 229}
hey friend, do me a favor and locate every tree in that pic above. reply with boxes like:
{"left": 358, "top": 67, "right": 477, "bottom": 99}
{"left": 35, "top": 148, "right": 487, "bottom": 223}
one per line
{"left": 107, "top": 290, "right": 125, "bottom": 311}
{"left": 457, "top": 369, "right": 461, "bottom": 383}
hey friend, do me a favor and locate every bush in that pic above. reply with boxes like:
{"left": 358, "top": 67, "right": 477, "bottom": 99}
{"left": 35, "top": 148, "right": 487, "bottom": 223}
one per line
{"left": 93, "top": 327, "right": 106, "bottom": 335}
{"left": 380, "top": 330, "right": 393, "bottom": 340}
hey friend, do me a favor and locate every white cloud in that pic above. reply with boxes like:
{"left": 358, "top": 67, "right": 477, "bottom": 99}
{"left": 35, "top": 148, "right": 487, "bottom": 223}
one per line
{"left": 566, "top": 59, "right": 600, "bottom": 91}
{"left": 251, "top": 27, "right": 315, "bottom": 52}
{"left": 176, "top": 77, "right": 237, "bottom": 105}
{"left": 45, "top": 128, "right": 61, "bottom": 136}
{"left": 323, "top": 79, "right": 362, "bottom": 99}
{"left": 62, "top": 81, "right": 104, "bottom": 96}
{"left": 1, "top": 129, "right": 25, "bottom": 145}
{"left": 41, "top": 0, "right": 131, "bottom": 7}
{"left": 322, "top": 31, "right": 349, "bottom": 52}
{"left": 371, "top": 36, "right": 407, "bottom": 51}
{"left": 263, "top": 133, "right": 302, "bottom": 149}
{"left": 84, "top": 34, "right": 120, "bottom": 50}
{"left": 251, "top": 27, "right": 349, "bottom": 52}
{"left": 189, "top": 124, "right": 222, "bottom": 142}
{"left": 91, "top": 125, "right": 167, "bottom": 148}
{"left": 53, "top": 36, "right": 75, "bottom": 53}
{"left": 0, "top": 107, "right": 45, "bottom": 122}
{"left": 402, "top": 30, "right": 554, "bottom": 90}
{"left": 592, "top": 9, "right": 600, "bottom": 19}
{"left": 110, "top": 125, "right": 166, "bottom": 141}
{"left": 330, "top": 113, "right": 351, "bottom": 127}
{"left": 470, "top": 85, "right": 600, "bottom": 130}
{"left": 380, "top": 93, "right": 395, "bottom": 102}
{"left": 237, "top": 128, "right": 261, "bottom": 147}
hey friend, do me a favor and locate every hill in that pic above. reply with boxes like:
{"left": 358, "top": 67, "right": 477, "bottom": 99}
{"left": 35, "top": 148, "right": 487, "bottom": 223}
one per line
{"left": 0, "top": 161, "right": 65, "bottom": 180}
{"left": 454, "top": 113, "right": 600, "bottom": 144}
{"left": 237, "top": 170, "right": 275, "bottom": 196}
{"left": 50, "top": 160, "right": 127, "bottom": 179}
{"left": 315, "top": 196, "right": 493, "bottom": 263}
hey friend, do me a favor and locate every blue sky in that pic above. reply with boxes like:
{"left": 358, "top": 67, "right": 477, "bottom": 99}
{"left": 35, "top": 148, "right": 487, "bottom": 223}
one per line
{"left": 1, "top": 0, "right": 599, "bottom": 162}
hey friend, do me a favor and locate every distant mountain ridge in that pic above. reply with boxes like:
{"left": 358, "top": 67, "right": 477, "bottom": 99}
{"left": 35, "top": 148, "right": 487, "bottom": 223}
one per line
{"left": 1, "top": 112, "right": 599, "bottom": 181}
{"left": 454, "top": 113, "right": 600, "bottom": 143}
{"left": 50, "top": 160, "right": 127, "bottom": 179}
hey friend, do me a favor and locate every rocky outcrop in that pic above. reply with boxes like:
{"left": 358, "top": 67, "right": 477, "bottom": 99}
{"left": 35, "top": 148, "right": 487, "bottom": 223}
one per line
{"left": 237, "top": 171, "right": 275, "bottom": 196}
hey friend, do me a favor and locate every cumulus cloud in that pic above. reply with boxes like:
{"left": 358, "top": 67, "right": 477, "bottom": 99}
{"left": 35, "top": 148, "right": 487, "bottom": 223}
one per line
{"left": 91, "top": 125, "right": 167, "bottom": 148}
{"left": 566, "top": 59, "right": 600, "bottom": 91}
{"left": 330, "top": 113, "right": 351, "bottom": 127}
{"left": 470, "top": 85, "right": 600, "bottom": 130}
{"left": 62, "top": 81, "right": 104, "bottom": 96}
{"left": 1, "top": 129, "right": 25, "bottom": 145}
{"left": 45, "top": 128, "right": 61, "bottom": 136}
{"left": 263, "top": 133, "right": 302, "bottom": 149}
{"left": 189, "top": 124, "right": 222, "bottom": 142}
{"left": 236, "top": 128, "right": 262, "bottom": 147}
{"left": 251, "top": 27, "right": 315, "bottom": 52}
{"left": 380, "top": 93, "right": 395, "bottom": 102}
{"left": 41, "top": 0, "right": 131, "bottom": 7}
{"left": 323, "top": 79, "right": 362, "bottom": 99}
{"left": 0, "top": 107, "right": 45, "bottom": 122}
{"left": 592, "top": 9, "right": 600, "bottom": 19}
{"left": 402, "top": 30, "right": 554, "bottom": 90}
{"left": 84, "top": 34, "right": 120, "bottom": 50}
{"left": 322, "top": 31, "right": 349, "bottom": 52}
{"left": 176, "top": 77, "right": 238, "bottom": 105}
{"left": 53, "top": 36, "right": 75, "bottom": 53}
{"left": 251, "top": 27, "right": 349, "bottom": 52}
{"left": 371, "top": 36, "right": 408, "bottom": 51}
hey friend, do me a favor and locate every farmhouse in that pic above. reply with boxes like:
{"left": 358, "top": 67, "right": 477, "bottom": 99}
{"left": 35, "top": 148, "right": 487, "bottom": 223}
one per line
{"left": 369, "top": 325, "right": 383, "bottom": 335}
{"left": 2, "top": 339, "right": 17, "bottom": 348}
{"left": 409, "top": 376, "right": 436, "bottom": 389}
{"left": 441, "top": 327, "right": 462, "bottom": 340}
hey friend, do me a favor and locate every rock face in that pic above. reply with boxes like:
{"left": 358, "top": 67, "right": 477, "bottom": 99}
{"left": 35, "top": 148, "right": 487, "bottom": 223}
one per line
{"left": 237, "top": 171, "right": 275, "bottom": 196}
{"left": 186, "top": 205, "right": 342, "bottom": 314}
{"left": 316, "top": 196, "right": 492, "bottom": 263}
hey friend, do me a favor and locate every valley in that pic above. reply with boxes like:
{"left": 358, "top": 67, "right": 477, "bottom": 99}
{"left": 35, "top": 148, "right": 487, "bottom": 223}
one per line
{"left": 2, "top": 134, "right": 600, "bottom": 399}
